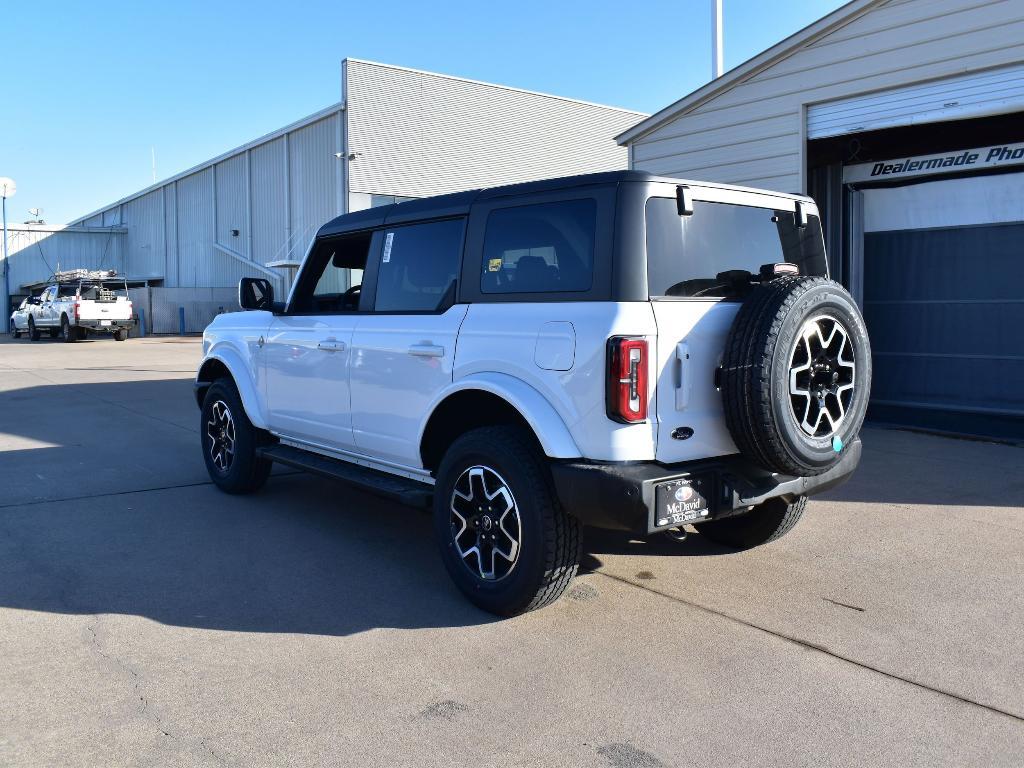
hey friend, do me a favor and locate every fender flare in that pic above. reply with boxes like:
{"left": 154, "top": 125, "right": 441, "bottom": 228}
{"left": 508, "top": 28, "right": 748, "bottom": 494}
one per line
{"left": 421, "top": 372, "right": 581, "bottom": 459}
{"left": 196, "top": 346, "right": 268, "bottom": 430}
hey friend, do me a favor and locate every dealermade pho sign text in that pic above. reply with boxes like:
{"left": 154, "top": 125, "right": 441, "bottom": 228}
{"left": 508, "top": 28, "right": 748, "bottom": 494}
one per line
{"left": 843, "top": 142, "right": 1024, "bottom": 183}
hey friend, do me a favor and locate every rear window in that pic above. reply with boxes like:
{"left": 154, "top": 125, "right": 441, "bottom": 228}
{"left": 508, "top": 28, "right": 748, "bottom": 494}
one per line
{"left": 481, "top": 199, "right": 596, "bottom": 294}
{"left": 645, "top": 198, "right": 828, "bottom": 299}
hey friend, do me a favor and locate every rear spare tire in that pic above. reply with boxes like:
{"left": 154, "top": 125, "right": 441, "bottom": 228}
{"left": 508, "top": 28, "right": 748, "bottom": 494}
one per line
{"left": 695, "top": 496, "right": 806, "bottom": 549}
{"left": 720, "top": 276, "right": 871, "bottom": 477}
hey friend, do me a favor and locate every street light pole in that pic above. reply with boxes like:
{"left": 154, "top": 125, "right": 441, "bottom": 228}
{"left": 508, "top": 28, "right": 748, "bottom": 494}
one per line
{"left": 1, "top": 192, "right": 8, "bottom": 327}
{"left": 0, "top": 177, "right": 16, "bottom": 329}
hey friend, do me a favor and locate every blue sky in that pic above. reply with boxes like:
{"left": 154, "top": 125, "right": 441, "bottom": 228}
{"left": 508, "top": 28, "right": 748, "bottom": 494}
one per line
{"left": 3, "top": 0, "right": 846, "bottom": 224}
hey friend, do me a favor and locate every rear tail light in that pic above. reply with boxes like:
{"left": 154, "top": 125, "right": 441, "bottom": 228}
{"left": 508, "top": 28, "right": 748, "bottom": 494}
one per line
{"left": 73, "top": 301, "right": 80, "bottom": 322}
{"left": 606, "top": 337, "right": 649, "bottom": 423}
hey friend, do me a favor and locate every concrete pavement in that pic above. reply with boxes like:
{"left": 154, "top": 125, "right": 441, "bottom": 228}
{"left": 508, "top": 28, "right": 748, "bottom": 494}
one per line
{"left": 0, "top": 335, "right": 1021, "bottom": 766}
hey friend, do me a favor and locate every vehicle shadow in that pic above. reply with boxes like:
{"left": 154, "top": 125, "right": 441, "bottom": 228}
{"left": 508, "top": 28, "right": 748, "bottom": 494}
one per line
{"left": 0, "top": 468, "right": 498, "bottom": 636}
{"left": 581, "top": 526, "right": 734, "bottom": 571}
{"left": 1, "top": 375, "right": 1021, "bottom": 637}
{"left": 0, "top": 375, "right": 496, "bottom": 636}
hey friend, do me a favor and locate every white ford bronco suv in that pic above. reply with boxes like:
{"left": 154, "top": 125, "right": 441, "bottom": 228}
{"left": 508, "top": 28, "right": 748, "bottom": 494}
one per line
{"left": 196, "top": 171, "right": 871, "bottom": 616}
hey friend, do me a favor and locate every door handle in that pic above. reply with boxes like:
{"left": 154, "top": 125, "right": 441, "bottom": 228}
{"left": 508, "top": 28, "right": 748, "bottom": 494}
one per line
{"left": 408, "top": 343, "right": 444, "bottom": 358}
{"left": 318, "top": 339, "right": 346, "bottom": 352}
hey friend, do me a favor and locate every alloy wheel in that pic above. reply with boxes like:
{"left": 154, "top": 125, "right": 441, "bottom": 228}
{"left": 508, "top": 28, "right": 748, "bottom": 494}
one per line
{"left": 206, "top": 400, "right": 236, "bottom": 472}
{"left": 449, "top": 465, "right": 522, "bottom": 581}
{"left": 788, "top": 315, "right": 856, "bottom": 437}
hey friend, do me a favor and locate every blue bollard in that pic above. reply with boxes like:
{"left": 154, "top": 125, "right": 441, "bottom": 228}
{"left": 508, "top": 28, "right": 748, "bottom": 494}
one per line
{"left": 138, "top": 307, "right": 147, "bottom": 337}
{"left": 178, "top": 306, "right": 186, "bottom": 336}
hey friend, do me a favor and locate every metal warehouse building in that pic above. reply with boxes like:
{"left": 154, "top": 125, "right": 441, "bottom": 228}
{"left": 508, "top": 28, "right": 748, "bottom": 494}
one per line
{"left": 4, "top": 59, "right": 643, "bottom": 331}
{"left": 619, "top": 0, "right": 1024, "bottom": 439}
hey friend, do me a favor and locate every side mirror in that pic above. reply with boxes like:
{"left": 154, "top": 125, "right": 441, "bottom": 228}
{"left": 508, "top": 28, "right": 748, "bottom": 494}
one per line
{"left": 239, "top": 277, "right": 274, "bottom": 311}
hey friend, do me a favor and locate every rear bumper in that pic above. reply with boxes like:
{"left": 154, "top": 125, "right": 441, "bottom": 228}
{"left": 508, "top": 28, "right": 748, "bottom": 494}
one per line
{"left": 77, "top": 318, "right": 134, "bottom": 331}
{"left": 549, "top": 439, "right": 861, "bottom": 535}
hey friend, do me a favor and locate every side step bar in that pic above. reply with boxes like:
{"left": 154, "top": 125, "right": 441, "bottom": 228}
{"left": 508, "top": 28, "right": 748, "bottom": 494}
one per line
{"left": 258, "top": 444, "right": 433, "bottom": 509}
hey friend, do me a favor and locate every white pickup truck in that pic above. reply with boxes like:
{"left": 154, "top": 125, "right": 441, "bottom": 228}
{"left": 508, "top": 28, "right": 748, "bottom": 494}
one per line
{"left": 23, "top": 272, "right": 134, "bottom": 342}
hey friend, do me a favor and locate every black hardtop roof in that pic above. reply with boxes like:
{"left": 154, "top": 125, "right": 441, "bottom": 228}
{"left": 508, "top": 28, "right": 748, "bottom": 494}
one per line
{"left": 317, "top": 171, "right": 661, "bottom": 237}
{"left": 316, "top": 170, "right": 812, "bottom": 237}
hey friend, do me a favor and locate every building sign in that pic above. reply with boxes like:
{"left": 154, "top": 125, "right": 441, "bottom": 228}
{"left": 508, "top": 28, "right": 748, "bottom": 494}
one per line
{"left": 844, "top": 142, "right": 1024, "bottom": 183}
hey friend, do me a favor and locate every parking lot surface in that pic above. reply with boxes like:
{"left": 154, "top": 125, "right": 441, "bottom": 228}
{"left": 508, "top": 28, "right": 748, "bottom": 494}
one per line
{"left": 1, "top": 335, "right": 1022, "bottom": 767}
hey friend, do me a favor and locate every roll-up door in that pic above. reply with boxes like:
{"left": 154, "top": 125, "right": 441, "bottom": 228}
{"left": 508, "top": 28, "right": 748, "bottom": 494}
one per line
{"left": 861, "top": 172, "right": 1024, "bottom": 439}
{"left": 808, "top": 64, "right": 1024, "bottom": 140}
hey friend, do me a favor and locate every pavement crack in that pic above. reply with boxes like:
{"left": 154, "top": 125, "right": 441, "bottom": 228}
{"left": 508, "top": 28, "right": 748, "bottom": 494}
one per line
{"left": 595, "top": 569, "right": 1024, "bottom": 724}
{"left": 85, "top": 622, "right": 229, "bottom": 765}
{"left": 0, "top": 470, "right": 304, "bottom": 510}
{"left": 0, "top": 480, "right": 215, "bottom": 510}
{"left": 823, "top": 597, "right": 866, "bottom": 612}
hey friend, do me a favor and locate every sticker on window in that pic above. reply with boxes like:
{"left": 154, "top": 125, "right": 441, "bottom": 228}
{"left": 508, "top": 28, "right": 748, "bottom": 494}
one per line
{"left": 487, "top": 257, "right": 503, "bottom": 272}
{"left": 382, "top": 232, "right": 395, "bottom": 263}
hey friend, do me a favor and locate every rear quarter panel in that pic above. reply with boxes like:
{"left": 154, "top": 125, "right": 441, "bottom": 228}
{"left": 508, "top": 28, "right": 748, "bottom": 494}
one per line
{"left": 454, "top": 302, "right": 658, "bottom": 462}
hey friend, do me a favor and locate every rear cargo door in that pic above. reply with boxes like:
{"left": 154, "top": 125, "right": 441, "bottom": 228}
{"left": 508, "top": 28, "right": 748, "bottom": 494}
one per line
{"left": 650, "top": 300, "right": 739, "bottom": 463}
{"left": 645, "top": 193, "right": 829, "bottom": 464}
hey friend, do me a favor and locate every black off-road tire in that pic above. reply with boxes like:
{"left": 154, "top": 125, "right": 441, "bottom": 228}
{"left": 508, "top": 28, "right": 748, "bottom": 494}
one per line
{"left": 694, "top": 496, "right": 807, "bottom": 549}
{"left": 28, "top": 316, "right": 40, "bottom": 341}
{"left": 433, "top": 426, "right": 581, "bottom": 616}
{"left": 10, "top": 320, "right": 20, "bottom": 339}
{"left": 200, "top": 378, "right": 272, "bottom": 494}
{"left": 113, "top": 328, "right": 128, "bottom": 341}
{"left": 61, "top": 316, "right": 77, "bottom": 343}
{"left": 721, "top": 276, "right": 871, "bottom": 476}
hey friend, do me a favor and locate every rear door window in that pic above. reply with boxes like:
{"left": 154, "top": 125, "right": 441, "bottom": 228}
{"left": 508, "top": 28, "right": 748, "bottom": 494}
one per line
{"left": 645, "top": 197, "right": 828, "bottom": 299}
{"left": 374, "top": 218, "right": 465, "bottom": 312}
{"left": 481, "top": 199, "right": 596, "bottom": 294}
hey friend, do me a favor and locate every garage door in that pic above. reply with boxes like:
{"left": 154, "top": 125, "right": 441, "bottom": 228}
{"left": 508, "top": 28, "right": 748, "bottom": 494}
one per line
{"left": 862, "top": 172, "right": 1024, "bottom": 439}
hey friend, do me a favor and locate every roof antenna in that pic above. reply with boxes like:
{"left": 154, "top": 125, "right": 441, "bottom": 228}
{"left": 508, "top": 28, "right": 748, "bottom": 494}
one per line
{"left": 712, "top": 0, "right": 724, "bottom": 79}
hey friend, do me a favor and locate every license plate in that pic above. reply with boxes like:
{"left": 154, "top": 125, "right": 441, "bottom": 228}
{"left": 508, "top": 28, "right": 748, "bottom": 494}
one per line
{"left": 100, "top": 320, "right": 111, "bottom": 326}
{"left": 655, "top": 476, "right": 710, "bottom": 527}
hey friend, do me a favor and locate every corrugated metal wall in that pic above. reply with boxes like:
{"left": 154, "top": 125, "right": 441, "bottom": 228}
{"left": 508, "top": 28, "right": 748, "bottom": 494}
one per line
{"left": 53, "top": 104, "right": 344, "bottom": 299}
{"left": 175, "top": 168, "right": 216, "bottom": 288}
{"left": 215, "top": 153, "right": 247, "bottom": 249}
{"left": 289, "top": 115, "right": 338, "bottom": 255}
{"left": 626, "top": 0, "right": 1024, "bottom": 192}
{"left": 250, "top": 137, "right": 288, "bottom": 265}
{"left": 344, "top": 59, "right": 644, "bottom": 198}
{"left": 5, "top": 225, "right": 126, "bottom": 293}
{"left": 150, "top": 287, "right": 239, "bottom": 334}
{"left": 122, "top": 189, "right": 165, "bottom": 279}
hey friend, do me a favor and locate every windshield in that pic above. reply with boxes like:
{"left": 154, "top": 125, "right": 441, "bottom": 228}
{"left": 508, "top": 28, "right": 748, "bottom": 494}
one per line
{"left": 645, "top": 197, "right": 828, "bottom": 299}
